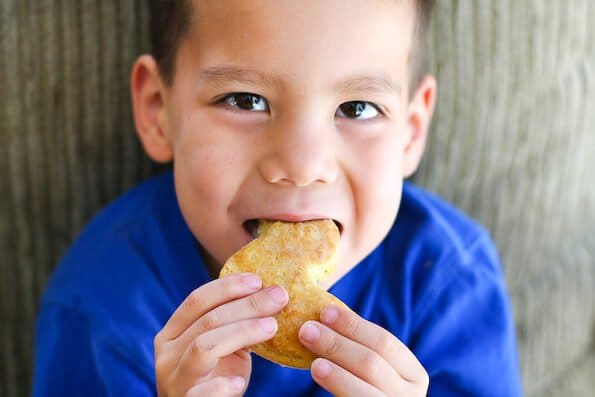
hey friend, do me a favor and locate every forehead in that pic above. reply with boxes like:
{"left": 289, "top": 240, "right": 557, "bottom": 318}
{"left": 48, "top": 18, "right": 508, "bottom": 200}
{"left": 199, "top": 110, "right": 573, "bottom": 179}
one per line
{"left": 178, "top": 0, "right": 416, "bottom": 90}
{"left": 186, "top": 0, "right": 416, "bottom": 49}
{"left": 187, "top": 0, "right": 415, "bottom": 40}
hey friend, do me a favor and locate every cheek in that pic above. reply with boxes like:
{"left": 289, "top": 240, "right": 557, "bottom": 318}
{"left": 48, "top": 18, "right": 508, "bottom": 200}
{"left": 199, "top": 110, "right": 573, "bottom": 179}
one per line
{"left": 353, "top": 136, "right": 404, "bottom": 205}
{"left": 171, "top": 120, "right": 248, "bottom": 229}
{"left": 172, "top": 133, "right": 251, "bottom": 266}
{"left": 177, "top": 145, "right": 229, "bottom": 206}
{"left": 347, "top": 134, "right": 405, "bottom": 249}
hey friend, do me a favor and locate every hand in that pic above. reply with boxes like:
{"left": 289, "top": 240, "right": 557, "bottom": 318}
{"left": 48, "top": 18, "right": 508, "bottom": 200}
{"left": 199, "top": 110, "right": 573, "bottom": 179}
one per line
{"left": 298, "top": 306, "right": 428, "bottom": 396}
{"left": 154, "top": 273, "right": 289, "bottom": 397}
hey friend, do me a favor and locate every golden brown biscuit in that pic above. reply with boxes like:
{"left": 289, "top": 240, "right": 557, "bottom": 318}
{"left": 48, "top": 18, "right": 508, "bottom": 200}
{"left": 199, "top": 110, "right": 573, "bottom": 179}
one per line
{"left": 219, "top": 219, "right": 349, "bottom": 369}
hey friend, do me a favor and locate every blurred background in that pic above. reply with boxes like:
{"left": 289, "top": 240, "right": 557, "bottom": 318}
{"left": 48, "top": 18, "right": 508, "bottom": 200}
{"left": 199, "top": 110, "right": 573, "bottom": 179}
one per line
{"left": 1, "top": 1, "right": 594, "bottom": 396}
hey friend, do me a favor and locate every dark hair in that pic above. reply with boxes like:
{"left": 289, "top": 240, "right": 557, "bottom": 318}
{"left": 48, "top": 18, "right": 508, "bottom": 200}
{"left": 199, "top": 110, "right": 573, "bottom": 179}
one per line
{"left": 148, "top": 0, "right": 435, "bottom": 90}
{"left": 148, "top": 0, "right": 193, "bottom": 86}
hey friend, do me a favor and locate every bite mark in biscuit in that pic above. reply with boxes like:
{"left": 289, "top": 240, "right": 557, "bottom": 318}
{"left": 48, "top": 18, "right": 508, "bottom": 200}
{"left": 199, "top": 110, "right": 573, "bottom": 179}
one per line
{"left": 219, "top": 219, "right": 348, "bottom": 369}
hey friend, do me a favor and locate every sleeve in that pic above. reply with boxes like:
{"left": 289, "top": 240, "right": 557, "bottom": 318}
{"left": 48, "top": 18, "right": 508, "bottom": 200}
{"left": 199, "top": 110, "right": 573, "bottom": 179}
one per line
{"left": 410, "top": 236, "right": 524, "bottom": 397}
{"left": 32, "top": 302, "right": 157, "bottom": 397}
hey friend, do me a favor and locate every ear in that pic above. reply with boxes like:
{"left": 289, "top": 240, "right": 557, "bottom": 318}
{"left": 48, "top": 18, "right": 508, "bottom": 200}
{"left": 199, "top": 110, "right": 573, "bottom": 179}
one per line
{"left": 130, "top": 55, "right": 173, "bottom": 163}
{"left": 402, "top": 75, "right": 437, "bottom": 178}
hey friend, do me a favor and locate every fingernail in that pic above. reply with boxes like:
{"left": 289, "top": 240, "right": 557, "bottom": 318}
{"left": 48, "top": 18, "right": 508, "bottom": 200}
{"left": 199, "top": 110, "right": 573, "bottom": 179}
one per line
{"left": 321, "top": 307, "right": 338, "bottom": 324}
{"left": 230, "top": 376, "right": 245, "bottom": 391}
{"left": 242, "top": 274, "right": 262, "bottom": 291}
{"left": 267, "top": 286, "right": 289, "bottom": 305}
{"left": 258, "top": 317, "right": 278, "bottom": 334}
{"left": 299, "top": 321, "right": 320, "bottom": 343}
{"left": 312, "top": 358, "right": 332, "bottom": 378}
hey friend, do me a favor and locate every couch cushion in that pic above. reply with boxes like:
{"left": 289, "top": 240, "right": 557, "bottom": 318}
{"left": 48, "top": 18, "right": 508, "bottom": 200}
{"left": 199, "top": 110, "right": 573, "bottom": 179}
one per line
{"left": 415, "top": 1, "right": 595, "bottom": 394}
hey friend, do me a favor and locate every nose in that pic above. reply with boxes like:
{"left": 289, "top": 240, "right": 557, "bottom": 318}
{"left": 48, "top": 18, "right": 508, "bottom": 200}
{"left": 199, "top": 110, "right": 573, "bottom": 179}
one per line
{"left": 258, "top": 121, "right": 338, "bottom": 187}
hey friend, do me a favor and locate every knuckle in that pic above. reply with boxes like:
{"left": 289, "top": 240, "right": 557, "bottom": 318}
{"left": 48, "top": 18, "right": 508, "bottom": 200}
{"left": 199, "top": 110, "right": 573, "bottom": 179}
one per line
{"left": 189, "top": 336, "right": 214, "bottom": 358}
{"left": 374, "top": 331, "right": 394, "bottom": 354}
{"left": 343, "top": 313, "right": 361, "bottom": 336}
{"left": 221, "top": 274, "right": 237, "bottom": 294}
{"left": 240, "top": 319, "right": 259, "bottom": 336}
{"left": 199, "top": 311, "right": 220, "bottom": 332}
{"left": 153, "top": 331, "right": 171, "bottom": 358}
{"left": 153, "top": 330, "right": 164, "bottom": 347}
{"left": 182, "top": 289, "right": 203, "bottom": 312}
{"left": 188, "top": 338, "right": 204, "bottom": 357}
{"left": 320, "top": 331, "right": 341, "bottom": 357}
{"left": 360, "top": 350, "right": 383, "bottom": 380}
{"left": 247, "top": 292, "right": 263, "bottom": 313}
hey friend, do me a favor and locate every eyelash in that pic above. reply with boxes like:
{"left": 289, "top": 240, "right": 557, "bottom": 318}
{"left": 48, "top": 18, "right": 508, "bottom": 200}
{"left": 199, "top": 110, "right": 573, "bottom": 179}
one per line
{"left": 216, "top": 93, "right": 385, "bottom": 120}
{"left": 336, "top": 101, "right": 384, "bottom": 119}
{"left": 217, "top": 92, "right": 269, "bottom": 112}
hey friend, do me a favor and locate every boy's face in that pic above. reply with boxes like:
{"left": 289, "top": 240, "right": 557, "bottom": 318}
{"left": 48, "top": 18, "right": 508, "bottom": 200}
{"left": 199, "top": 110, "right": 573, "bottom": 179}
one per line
{"left": 133, "top": 0, "right": 436, "bottom": 286}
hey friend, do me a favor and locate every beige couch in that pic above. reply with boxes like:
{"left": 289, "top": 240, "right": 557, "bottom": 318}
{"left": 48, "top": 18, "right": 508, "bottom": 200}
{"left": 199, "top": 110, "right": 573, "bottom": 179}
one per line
{"left": 1, "top": 1, "right": 593, "bottom": 395}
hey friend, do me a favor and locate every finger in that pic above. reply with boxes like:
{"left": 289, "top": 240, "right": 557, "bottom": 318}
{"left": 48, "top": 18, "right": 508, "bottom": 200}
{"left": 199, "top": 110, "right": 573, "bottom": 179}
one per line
{"left": 175, "top": 317, "right": 278, "bottom": 381}
{"left": 158, "top": 273, "right": 262, "bottom": 341}
{"left": 176, "top": 285, "right": 288, "bottom": 348}
{"left": 310, "top": 358, "right": 383, "bottom": 397}
{"left": 321, "top": 306, "right": 427, "bottom": 383}
{"left": 299, "top": 321, "right": 405, "bottom": 394}
{"left": 186, "top": 376, "right": 245, "bottom": 397}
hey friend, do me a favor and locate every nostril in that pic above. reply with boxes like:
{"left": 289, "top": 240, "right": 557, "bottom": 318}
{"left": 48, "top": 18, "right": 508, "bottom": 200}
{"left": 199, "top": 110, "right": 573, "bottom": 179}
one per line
{"left": 259, "top": 150, "right": 337, "bottom": 188}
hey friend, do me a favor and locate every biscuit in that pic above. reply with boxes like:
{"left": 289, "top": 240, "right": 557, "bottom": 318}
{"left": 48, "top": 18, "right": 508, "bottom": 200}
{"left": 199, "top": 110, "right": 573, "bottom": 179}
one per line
{"left": 219, "top": 219, "right": 348, "bottom": 369}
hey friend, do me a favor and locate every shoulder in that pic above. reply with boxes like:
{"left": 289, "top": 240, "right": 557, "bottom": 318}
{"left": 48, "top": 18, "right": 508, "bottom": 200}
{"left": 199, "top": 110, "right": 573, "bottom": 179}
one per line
{"left": 42, "top": 172, "right": 173, "bottom": 290}
{"left": 74, "top": 171, "right": 177, "bottom": 242}
{"left": 381, "top": 182, "right": 505, "bottom": 317}
{"left": 394, "top": 182, "right": 495, "bottom": 256}
{"left": 386, "top": 182, "right": 500, "bottom": 265}
{"left": 379, "top": 184, "right": 522, "bottom": 394}
{"left": 34, "top": 172, "right": 206, "bottom": 394}
{"left": 40, "top": 171, "right": 200, "bottom": 331}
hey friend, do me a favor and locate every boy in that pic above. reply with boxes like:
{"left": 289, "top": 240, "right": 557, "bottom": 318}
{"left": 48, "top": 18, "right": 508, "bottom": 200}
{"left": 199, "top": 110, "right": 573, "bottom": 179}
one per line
{"left": 33, "top": 0, "right": 523, "bottom": 396}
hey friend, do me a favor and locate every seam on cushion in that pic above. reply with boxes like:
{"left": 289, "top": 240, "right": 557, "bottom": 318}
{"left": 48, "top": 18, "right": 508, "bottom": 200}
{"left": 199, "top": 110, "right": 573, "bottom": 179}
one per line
{"left": 531, "top": 351, "right": 595, "bottom": 395}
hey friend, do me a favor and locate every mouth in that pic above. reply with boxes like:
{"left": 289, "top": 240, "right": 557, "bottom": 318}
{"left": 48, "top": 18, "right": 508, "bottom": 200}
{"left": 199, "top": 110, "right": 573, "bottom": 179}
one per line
{"left": 242, "top": 218, "right": 343, "bottom": 240}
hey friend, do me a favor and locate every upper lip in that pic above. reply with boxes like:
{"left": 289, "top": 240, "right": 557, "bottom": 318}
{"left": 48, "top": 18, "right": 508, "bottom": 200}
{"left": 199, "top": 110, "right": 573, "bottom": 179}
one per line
{"left": 254, "top": 213, "right": 333, "bottom": 223}
{"left": 235, "top": 189, "right": 347, "bottom": 236}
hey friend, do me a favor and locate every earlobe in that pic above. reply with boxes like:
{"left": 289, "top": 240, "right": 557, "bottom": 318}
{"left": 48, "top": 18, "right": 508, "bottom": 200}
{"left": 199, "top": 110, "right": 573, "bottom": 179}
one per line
{"left": 403, "top": 75, "right": 437, "bottom": 178}
{"left": 130, "top": 54, "right": 173, "bottom": 163}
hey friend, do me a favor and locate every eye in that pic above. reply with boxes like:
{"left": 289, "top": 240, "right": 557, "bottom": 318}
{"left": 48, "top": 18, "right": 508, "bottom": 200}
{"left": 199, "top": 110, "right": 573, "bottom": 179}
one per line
{"left": 336, "top": 101, "right": 382, "bottom": 120}
{"left": 220, "top": 93, "right": 269, "bottom": 112}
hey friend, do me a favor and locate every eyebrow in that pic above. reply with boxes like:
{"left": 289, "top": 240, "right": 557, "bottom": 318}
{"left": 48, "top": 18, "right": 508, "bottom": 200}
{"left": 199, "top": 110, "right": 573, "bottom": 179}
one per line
{"left": 339, "top": 75, "right": 402, "bottom": 97}
{"left": 199, "top": 65, "right": 401, "bottom": 97}
{"left": 199, "top": 66, "right": 283, "bottom": 89}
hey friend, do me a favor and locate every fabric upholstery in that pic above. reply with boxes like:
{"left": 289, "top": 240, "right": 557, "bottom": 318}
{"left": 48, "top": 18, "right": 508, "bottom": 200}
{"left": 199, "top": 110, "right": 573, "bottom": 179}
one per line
{"left": 417, "top": 2, "right": 595, "bottom": 395}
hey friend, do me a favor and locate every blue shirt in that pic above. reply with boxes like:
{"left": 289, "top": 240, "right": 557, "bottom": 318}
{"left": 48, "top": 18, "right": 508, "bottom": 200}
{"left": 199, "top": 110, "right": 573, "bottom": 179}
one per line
{"left": 33, "top": 172, "right": 523, "bottom": 396}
